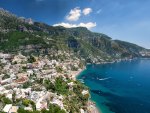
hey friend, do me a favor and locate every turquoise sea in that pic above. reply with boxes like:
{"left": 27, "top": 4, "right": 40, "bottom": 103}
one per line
{"left": 77, "top": 59, "right": 150, "bottom": 113}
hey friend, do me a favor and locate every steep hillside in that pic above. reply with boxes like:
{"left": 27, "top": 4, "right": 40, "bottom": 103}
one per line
{"left": 0, "top": 8, "right": 148, "bottom": 63}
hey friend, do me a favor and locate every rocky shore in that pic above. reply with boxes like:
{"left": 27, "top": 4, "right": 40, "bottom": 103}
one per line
{"left": 87, "top": 101, "right": 100, "bottom": 113}
{"left": 73, "top": 68, "right": 101, "bottom": 113}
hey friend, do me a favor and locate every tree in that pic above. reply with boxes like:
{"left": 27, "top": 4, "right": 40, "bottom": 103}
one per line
{"left": 30, "top": 101, "right": 36, "bottom": 111}
{"left": 17, "top": 108, "right": 33, "bottom": 113}
{"left": 23, "top": 81, "right": 31, "bottom": 88}
{"left": 28, "top": 55, "right": 36, "bottom": 63}
{"left": 2, "top": 74, "right": 10, "bottom": 80}
{"left": 55, "top": 77, "right": 68, "bottom": 95}
{"left": 41, "top": 109, "right": 49, "bottom": 113}
{"left": 22, "top": 99, "right": 30, "bottom": 107}
{"left": 43, "top": 79, "right": 55, "bottom": 91}
{"left": 2, "top": 97, "right": 12, "bottom": 104}
{"left": 12, "top": 92, "right": 16, "bottom": 103}
{"left": 49, "top": 103, "right": 66, "bottom": 113}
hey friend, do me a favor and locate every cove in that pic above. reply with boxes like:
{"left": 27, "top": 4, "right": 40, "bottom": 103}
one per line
{"left": 77, "top": 59, "right": 150, "bottom": 113}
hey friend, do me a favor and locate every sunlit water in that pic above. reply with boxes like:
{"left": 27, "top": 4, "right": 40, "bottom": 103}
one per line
{"left": 77, "top": 59, "right": 150, "bottom": 113}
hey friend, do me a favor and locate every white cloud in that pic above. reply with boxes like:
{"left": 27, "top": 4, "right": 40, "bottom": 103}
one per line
{"left": 96, "top": 9, "right": 102, "bottom": 14}
{"left": 66, "top": 7, "right": 81, "bottom": 21}
{"left": 83, "top": 8, "right": 92, "bottom": 15}
{"left": 58, "top": 7, "right": 95, "bottom": 29}
{"left": 78, "top": 22, "right": 96, "bottom": 29}
{"left": 53, "top": 23, "right": 77, "bottom": 28}
{"left": 53, "top": 22, "right": 96, "bottom": 29}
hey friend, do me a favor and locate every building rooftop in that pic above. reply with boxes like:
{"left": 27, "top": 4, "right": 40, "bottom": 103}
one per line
{"left": 3, "top": 104, "right": 12, "bottom": 112}
{"left": 10, "top": 106, "right": 19, "bottom": 113}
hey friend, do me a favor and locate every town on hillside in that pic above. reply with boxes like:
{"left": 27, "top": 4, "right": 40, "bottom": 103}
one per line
{"left": 0, "top": 51, "right": 98, "bottom": 113}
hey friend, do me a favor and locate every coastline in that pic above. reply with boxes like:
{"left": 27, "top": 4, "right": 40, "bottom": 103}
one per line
{"left": 75, "top": 58, "right": 150, "bottom": 113}
{"left": 71, "top": 67, "right": 101, "bottom": 113}
{"left": 71, "top": 59, "right": 126, "bottom": 113}
{"left": 73, "top": 58, "right": 149, "bottom": 113}
{"left": 70, "top": 68, "right": 85, "bottom": 80}
{"left": 87, "top": 100, "right": 101, "bottom": 113}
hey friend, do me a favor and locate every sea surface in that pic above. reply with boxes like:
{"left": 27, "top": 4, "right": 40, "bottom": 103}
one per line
{"left": 77, "top": 59, "right": 150, "bottom": 113}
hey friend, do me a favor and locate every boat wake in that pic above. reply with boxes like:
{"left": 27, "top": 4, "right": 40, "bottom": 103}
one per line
{"left": 98, "top": 77, "right": 112, "bottom": 81}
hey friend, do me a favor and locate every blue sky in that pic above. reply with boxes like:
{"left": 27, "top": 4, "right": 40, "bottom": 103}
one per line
{"left": 0, "top": 0, "right": 150, "bottom": 48}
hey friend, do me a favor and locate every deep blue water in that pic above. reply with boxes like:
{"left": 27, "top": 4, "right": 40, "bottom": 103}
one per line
{"left": 77, "top": 59, "right": 150, "bottom": 113}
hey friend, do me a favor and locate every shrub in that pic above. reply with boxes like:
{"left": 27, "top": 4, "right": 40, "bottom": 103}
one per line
{"left": 28, "top": 55, "right": 36, "bottom": 63}
{"left": 2, "top": 97, "right": 12, "bottom": 104}
{"left": 2, "top": 74, "right": 10, "bottom": 80}
{"left": 22, "top": 99, "right": 31, "bottom": 107}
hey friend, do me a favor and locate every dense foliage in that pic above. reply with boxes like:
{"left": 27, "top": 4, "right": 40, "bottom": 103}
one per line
{"left": 44, "top": 77, "right": 69, "bottom": 95}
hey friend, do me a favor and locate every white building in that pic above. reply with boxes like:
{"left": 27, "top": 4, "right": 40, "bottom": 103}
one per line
{"left": 3, "top": 104, "right": 12, "bottom": 113}
{"left": 3, "top": 104, "right": 18, "bottom": 113}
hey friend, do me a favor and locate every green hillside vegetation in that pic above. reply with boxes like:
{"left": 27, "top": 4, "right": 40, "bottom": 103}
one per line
{"left": 0, "top": 8, "right": 148, "bottom": 63}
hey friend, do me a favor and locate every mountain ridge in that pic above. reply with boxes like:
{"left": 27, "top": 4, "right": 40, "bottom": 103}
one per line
{"left": 0, "top": 8, "right": 149, "bottom": 63}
